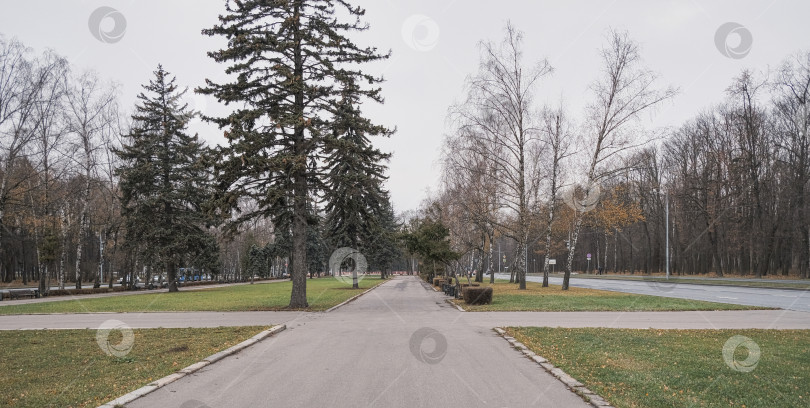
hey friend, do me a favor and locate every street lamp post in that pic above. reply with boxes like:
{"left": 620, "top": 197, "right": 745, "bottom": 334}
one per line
{"left": 498, "top": 240, "right": 501, "bottom": 273}
{"left": 665, "top": 190, "right": 670, "bottom": 280}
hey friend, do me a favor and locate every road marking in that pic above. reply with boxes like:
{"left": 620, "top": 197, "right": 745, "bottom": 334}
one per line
{"left": 716, "top": 296, "right": 738, "bottom": 300}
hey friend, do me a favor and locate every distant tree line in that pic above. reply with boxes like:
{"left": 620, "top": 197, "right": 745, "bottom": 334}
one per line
{"left": 428, "top": 23, "right": 810, "bottom": 289}
{"left": 0, "top": 0, "right": 406, "bottom": 301}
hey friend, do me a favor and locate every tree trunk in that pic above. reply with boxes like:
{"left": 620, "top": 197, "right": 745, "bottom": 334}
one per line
{"left": 288, "top": 1, "right": 309, "bottom": 308}
{"left": 58, "top": 206, "right": 68, "bottom": 290}
{"left": 167, "top": 258, "right": 178, "bottom": 292}
{"left": 564, "top": 216, "right": 584, "bottom": 290}
{"left": 74, "top": 171, "right": 91, "bottom": 289}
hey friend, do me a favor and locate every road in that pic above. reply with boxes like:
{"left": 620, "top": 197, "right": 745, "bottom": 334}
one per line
{"left": 127, "top": 276, "right": 590, "bottom": 408}
{"left": 498, "top": 274, "right": 810, "bottom": 312}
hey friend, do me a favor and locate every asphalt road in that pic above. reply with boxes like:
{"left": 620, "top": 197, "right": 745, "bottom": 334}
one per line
{"left": 499, "top": 274, "right": 810, "bottom": 312}
{"left": 128, "top": 276, "right": 590, "bottom": 408}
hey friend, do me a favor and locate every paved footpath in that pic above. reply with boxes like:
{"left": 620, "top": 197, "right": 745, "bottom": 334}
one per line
{"left": 2, "top": 276, "right": 808, "bottom": 407}
{"left": 128, "top": 277, "right": 591, "bottom": 408}
{"left": 2, "top": 307, "right": 809, "bottom": 330}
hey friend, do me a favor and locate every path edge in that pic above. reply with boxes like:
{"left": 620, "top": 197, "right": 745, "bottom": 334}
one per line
{"left": 445, "top": 298, "right": 466, "bottom": 312}
{"left": 494, "top": 327, "right": 613, "bottom": 407}
{"left": 324, "top": 279, "right": 387, "bottom": 313}
{"left": 97, "top": 324, "right": 286, "bottom": 408}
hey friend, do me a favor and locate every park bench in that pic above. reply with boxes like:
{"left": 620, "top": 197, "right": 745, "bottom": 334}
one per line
{"left": 442, "top": 282, "right": 457, "bottom": 297}
{"left": 7, "top": 288, "right": 40, "bottom": 300}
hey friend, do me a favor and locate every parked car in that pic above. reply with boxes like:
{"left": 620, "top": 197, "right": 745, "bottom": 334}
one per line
{"left": 118, "top": 275, "right": 140, "bottom": 285}
{"left": 148, "top": 275, "right": 166, "bottom": 289}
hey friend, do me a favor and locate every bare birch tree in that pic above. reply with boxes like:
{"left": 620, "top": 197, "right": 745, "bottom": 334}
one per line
{"left": 29, "top": 50, "right": 70, "bottom": 292}
{"left": 0, "top": 37, "right": 39, "bottom": 254}
{"left": 452, "top": 22, "right": 552, "bottom": 289}
{"left": 563, "top": 29, "right": 676, "bottom": 290}
{"left": 538, "top": 103, "right": 574, "bottom": 287}
{"left": 442, "top": 130, "right": 500, "bottom": 283}
{"left": 64, "top": 70, "right": 117, "bottom": 289}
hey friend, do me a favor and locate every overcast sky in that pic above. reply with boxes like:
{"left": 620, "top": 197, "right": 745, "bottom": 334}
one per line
{"left": 1, "top": 1, "right": 808, "bottom": 213}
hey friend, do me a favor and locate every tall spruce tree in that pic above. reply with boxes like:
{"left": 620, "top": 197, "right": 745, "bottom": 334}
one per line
{"left": 323, "top": 85, "right": 392, "bottom": 257}
{"left": 117, "top": 65, "right": 215, "bottom": 292}
{"left": 365, "top": 193, "right": 401, "bottom": 279}
{"left": 200, "top": 0, "right": 389, "bottom": 307}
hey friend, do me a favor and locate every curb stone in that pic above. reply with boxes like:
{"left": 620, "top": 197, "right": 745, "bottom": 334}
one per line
{"left": 493, "top": 327, "right": 613, "bottom": 408}
{"left": 444, "top": 298, "right": 466, "bottom": 311}
{"left": 97, "top": 324, "right": 286, "bottom": 408}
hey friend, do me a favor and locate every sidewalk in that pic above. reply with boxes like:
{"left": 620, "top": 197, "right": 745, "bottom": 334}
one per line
{"left": 2, "top": 309, "right": 807, "bottom": 330}
{"left": 127, "top": 276, "right": 591, "bottom": 408}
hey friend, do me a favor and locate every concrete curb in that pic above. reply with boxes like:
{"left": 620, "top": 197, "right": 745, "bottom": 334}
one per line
{"left": 97, "top": 324, "right": 286, "bottom": 408}
{"left": 325, "top": 280, "right": 386, "bottom": 313}
{"left": 493, "top": 327, "right": 613, "bottom": 407}
{"left": 445, "top": 298, "right": 466, "bottom": 312}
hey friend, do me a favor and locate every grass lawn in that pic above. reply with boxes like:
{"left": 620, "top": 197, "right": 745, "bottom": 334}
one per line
{"left": 507, "top": 327, "right": 810, "bottom": 408}
{"left": 449, "top": 281, "right": 766, "bottom": 311}
{"left": 0, "top": 326, "right": 268, "bottom": 407}
{"left": 0, "top": 277, "right": 385, "bottom": 315}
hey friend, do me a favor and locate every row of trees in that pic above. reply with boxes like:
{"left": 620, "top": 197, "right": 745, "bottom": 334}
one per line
{"left": 0, "top": 36, "right": 122, "bottom": 291}
{"left": 0, "top": 0, "right": 406, "bottom": 305}
{"left": 428, "top": 23, "right": 810, "bottom": 291}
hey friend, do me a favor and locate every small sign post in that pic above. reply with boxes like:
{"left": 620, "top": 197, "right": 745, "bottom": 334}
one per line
{"left": 586, "top": 253, "right": 591, "bottom": 274}
{"left": 548, "top": 258, "right": 556, "bottom": 274}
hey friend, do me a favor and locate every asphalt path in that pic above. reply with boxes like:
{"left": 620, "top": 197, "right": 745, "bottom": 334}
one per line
{"left": 499, "top": 274, "right": 810, "bottom": 312}
{"left": 2, "top": 309, "right": 808, "bottom": 330}
{"left": 127, "top": 276, "right": 590, "bottom": 408}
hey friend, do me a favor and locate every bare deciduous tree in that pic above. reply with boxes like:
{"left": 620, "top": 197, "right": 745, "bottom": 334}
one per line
{"left": 538, "top": 103, "right": 574, "bottom": 287}
{"left": 452, "top": 22, "right": 552, "bottom": 289}
{"left": 64, "top": 70, "right": 118, "bottom": 289}
{"left": 563, "top": 29, "right": 676, "bottom": 289}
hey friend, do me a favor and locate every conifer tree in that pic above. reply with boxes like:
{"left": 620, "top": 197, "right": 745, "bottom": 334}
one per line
{"left": 117, "top": 65, "right": 215, "bottom": 292}
{"left": 200, "top": 0, "right": 389, "bottom": 307}
{"left": 366, "top": 193, "right": 401, "bottom": 279}
{"left": 323, "top": 85, "right": 392, "bottom": 255}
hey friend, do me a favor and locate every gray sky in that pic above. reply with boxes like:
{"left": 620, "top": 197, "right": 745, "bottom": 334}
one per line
{"left": 1, "top": 1, "right": 807, "bottom": 213}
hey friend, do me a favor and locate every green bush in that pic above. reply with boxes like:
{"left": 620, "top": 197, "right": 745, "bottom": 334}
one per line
{"left": 463, "top": 287, "right": 493, "bottom": 305}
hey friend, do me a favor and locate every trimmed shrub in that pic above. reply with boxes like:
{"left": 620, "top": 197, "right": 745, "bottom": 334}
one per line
{"left": 462, "top": 287, "right": 493, "bottom": 305}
